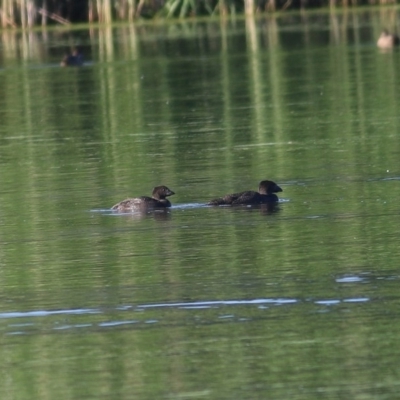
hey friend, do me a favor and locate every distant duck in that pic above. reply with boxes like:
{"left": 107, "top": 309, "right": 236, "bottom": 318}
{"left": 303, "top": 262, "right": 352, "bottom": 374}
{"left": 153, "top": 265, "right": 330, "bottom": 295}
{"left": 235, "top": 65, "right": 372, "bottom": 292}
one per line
{"left": 112, "top": 186, "right": 175, "bottom": 212}
{"left": 377, "top": 30, "right": 399, "bottom": 49}
{"left": 60, "top": 48, "right": 84, "bottom": 66}
{"left": 207, "top": 180, "right": 282, "bottom": 206}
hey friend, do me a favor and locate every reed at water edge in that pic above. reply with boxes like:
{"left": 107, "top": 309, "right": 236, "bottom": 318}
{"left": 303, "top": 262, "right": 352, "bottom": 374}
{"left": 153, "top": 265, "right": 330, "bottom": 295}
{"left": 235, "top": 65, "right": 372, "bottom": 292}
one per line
{"left": 0, "top": 0, "right": 397, "bottom": 27}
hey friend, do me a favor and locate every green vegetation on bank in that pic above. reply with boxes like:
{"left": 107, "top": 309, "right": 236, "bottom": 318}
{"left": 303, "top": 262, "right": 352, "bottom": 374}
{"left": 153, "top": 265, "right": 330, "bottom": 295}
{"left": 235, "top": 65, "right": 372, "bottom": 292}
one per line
{"left": 0, "top": 0, "right": 398, "bottom": 27}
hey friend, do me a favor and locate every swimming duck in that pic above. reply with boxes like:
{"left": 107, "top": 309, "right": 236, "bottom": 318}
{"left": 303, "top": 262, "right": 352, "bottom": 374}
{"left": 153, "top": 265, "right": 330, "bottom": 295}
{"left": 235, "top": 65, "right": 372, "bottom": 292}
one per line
{"left": 377, "top": 30, "right": 399, "bottom": 49}
{"left": 207, "top": 180, "right": 282, "bottom": 206}
{"left": 112, "top": 185, "right": 175, "bottom": 212}
{"left": 60, "top": 49, "right": 84, "bottom": 66}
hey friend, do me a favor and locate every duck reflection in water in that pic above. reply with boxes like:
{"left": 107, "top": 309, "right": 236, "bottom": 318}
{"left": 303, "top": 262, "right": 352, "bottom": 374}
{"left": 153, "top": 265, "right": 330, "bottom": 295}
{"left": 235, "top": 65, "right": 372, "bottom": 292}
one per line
{"left": 209, "top": 201, "right": 281, "bottom": 215}
{"left": 117, "top": 209, "right": 172, "bottom": 221}
{"left": 377, "top": 30, "right": 400, "bottom": 49}
{"left": 111, "top": 185, "right": 175, "bottom": 213}
{"left": 207, "top": 180, "right": 282, "bottom": 206}
{"left": 60, "top": 48, "right": 84, "bottom": 66}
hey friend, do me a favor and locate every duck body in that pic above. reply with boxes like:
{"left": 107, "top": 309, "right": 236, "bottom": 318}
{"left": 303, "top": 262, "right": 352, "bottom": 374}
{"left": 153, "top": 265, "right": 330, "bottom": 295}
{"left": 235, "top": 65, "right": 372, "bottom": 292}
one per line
{"left": 207, "top": 180, "right": 282, "bottom": 206}
{"left": 377, "top": 31, "right": 400, "bottom": 49}
{"left": 112, "top": 185, "right": 175, "bottom": 212}
{"left": 60, "top": 50, "right": 84, "bottom": 66}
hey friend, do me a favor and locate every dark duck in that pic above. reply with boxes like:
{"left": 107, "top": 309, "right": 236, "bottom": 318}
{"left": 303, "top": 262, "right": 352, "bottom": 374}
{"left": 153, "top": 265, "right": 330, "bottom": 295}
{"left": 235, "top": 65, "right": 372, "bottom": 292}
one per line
{"left": 112, "top": 186, "right": 175, "bottom": 212}
{"left": 60, "top": 48, "right": 84, "bottom": 67}
{"left": 207, "top": 180, "right": 282, "bottom": 206}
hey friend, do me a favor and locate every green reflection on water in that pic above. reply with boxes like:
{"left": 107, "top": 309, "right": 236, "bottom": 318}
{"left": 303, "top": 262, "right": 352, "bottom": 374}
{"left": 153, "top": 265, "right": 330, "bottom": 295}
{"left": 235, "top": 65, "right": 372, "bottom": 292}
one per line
{"left": 1, "top": 9, "right": 400, "bottom": 400}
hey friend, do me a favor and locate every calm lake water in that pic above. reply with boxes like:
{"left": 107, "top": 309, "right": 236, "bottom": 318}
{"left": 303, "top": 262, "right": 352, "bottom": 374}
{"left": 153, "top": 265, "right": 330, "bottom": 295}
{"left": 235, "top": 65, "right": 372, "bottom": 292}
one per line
{"left": 1, "top": 8, "right": 400, "bottom": 399}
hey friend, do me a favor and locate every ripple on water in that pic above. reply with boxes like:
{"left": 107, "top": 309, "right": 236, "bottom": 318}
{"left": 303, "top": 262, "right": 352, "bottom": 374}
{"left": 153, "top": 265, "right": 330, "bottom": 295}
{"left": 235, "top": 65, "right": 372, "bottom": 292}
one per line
{"left": 0, "top": 294, "right": 375, "bottom": 336}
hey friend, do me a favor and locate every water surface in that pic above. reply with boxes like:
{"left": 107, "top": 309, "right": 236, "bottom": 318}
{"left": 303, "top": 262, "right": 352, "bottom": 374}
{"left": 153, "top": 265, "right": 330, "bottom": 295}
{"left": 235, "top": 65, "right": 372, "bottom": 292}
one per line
{"left": 1, "top": 9, "right": 400, "bottom": 400}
